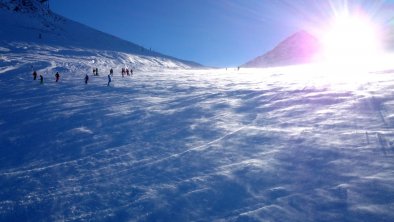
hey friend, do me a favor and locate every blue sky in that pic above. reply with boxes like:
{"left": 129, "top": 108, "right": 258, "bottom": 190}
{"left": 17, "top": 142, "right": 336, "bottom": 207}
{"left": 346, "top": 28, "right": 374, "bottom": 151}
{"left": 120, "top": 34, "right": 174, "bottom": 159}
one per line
{"left": 51, "top": 0, "right": 394, "bottom": 67}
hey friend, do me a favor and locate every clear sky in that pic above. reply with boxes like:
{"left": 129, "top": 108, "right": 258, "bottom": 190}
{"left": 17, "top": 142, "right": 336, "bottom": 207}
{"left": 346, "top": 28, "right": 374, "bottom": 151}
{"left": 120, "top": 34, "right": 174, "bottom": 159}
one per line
{"left": 51, "top": 0, "right": 394, "bottom": 67}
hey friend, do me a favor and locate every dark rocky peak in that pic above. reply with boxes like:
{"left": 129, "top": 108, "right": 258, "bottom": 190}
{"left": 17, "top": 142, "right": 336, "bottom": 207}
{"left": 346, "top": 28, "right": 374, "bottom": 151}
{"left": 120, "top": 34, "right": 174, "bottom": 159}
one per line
{"left": 0, "top": 0, "right": 50, "bottom": 14}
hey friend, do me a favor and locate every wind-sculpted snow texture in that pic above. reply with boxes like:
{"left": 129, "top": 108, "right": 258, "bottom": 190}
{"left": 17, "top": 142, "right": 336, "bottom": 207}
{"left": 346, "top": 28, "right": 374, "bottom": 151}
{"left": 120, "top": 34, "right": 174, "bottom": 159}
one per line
{"left": 1, "top": 51, "right": 394, "bottom": 221}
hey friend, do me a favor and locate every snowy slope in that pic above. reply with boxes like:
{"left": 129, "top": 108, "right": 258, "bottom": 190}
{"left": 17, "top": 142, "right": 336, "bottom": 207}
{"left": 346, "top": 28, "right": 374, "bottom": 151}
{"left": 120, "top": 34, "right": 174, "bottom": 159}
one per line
{"left": 243, "top": 30, "right": 321, "bottom": 68}
{"left": 2, "top": 57, "right": 394, "bottom": 221}
{"left": 2, "top": 1, "right": 394, "bottom": 221}
{"left": 0, "top": 0, "right": 201, "bottom": 70}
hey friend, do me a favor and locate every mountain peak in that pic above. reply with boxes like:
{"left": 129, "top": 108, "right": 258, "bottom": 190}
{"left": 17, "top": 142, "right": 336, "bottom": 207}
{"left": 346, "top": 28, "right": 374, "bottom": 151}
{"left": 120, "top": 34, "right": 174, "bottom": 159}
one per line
{"left": 0, "top": 0, "right": 50, "bottom": 14}
{"left": 243, "top": 30, "right": 321, "bottom": 68}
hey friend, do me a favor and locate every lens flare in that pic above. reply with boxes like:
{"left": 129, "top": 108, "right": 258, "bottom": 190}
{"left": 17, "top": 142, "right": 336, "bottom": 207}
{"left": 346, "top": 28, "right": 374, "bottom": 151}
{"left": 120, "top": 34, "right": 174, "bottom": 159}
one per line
{"left": 321, "top": 14, "right": 383, "bottom": 67}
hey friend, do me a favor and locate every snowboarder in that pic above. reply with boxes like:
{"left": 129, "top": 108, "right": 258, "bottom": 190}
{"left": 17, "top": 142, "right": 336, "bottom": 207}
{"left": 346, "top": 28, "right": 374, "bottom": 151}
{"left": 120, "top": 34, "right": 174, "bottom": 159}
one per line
{"left": 84, "top": 74, "right": 89, "bottom": 84}
{"left": 110, "top": 68, "right": 113, "bottom": 76}
{"left": 55, "top": 72, "right": 60, "bottom": 82}
{"left": 32, "top": 70, "right": 37, "bottom": 80}
{"left": 39, "top": 74, "right": 43, "bottom": 84}
{"left": 107, "top": 74, "right": 112, "bottom": 86}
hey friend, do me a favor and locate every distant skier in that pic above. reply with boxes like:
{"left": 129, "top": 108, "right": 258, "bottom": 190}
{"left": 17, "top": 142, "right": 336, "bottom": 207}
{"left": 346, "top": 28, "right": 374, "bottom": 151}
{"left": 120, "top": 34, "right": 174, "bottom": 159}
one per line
{"left": 107, "top": 74, "right": 112, "bottom": 86}
{"left": 126, "top": 68, "right": 129, "bottom": 76}
{"left": 93, "top": 68, "right": 96, "bottom": 76}
{"left": 110, "top": 68, "right": 113, "bottom": 76}
{"left": 32, "top": 70, "right": 37, "bottom": 80}
{"left": 84, "top": 74, "right": 89, "bottom": 84}
{"left": 130, "top": 68, "right": 133, "bottom": 76}
{"left": 95, "top": 68, "right": 99, "bottom": 76}
{"left": 121, "top": 68, "right": 125, "bottom": 77}
{"left": 39, "top": 74, "right": 43, "bottom": 84}
{"left": 55, "top": 72, "right": 60, "bottom": 82}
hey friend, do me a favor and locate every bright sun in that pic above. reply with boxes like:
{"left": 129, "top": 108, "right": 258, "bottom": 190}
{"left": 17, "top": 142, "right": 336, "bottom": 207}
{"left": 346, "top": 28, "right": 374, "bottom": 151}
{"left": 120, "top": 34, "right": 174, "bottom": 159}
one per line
{"left": 321, "top": 14, "right": 382, "bottom": 65}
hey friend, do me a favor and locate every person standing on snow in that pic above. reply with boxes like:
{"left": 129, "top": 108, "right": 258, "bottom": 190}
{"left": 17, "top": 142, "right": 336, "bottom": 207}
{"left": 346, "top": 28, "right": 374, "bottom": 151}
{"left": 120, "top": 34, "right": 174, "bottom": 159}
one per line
{"left": 107, "top": 74, "right": 112, "bottom": 86}
{"left": 126, "top": 68, "right": 129, "bottom": 76}
{"left": 84, "top": 74, "right": 89, "bottom": 84}
{"left": 39, "top": 74, "right": 43, "bottom": 84}
{"left": 110, "top": 68, "right": 113, "bottom": 76}
{"left": 55, "top": 72, "right": 60, "bottom": 82}
{"left": 95, "top": 68, "right": 99, "bottom": 76}
{"left": 33, "top": 70, "right": 37, "bottom": 80}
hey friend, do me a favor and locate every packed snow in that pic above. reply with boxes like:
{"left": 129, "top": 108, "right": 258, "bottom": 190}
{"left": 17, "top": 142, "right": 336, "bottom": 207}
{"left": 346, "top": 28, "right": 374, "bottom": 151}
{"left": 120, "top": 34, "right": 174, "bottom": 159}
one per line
{"left": 2, "top": 51, "right": 394, "bottom": 221}
{"left": 2, "top": 1, "right": 394, "bottom": 221}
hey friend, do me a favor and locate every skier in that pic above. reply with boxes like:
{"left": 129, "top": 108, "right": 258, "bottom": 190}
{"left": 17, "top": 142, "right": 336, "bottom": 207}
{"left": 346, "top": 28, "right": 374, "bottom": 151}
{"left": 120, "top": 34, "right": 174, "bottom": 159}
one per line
{"left": 110, "top": 68, "right": 113, "bottom": 76}
{"left": 84, "top": 74, "right": 89, "bottom": 84}
{"left": 93, "top": 68, "right": 96, "bottom": 76}
{"left": 126, "top": 68, "right": 129, "bottom": 76}
{"left": 121, "top": 68, "right": 125, "bottom": 77}
{"left": 95, "top": 68, "right": 99, "bottom": 76}
{"left": 32, "top": 70, "right": 37, "bottom": 80}
{"left": 107, "top": 74, "right": 112, "bottom": 86}
{"left": 130, "top": 68, "right": 133, "bottom": 76}
{"left": 55, "top": 72, "right": 60, "bottom": 82}
{"left": 39, "top": 74, "right": 43, "bottom": 84}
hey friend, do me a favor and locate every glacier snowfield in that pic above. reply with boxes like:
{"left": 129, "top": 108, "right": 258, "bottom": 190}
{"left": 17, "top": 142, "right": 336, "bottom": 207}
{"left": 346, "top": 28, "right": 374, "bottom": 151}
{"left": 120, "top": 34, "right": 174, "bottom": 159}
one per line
{"left": 2, "top": 48, "right": 394, "bottom": 221}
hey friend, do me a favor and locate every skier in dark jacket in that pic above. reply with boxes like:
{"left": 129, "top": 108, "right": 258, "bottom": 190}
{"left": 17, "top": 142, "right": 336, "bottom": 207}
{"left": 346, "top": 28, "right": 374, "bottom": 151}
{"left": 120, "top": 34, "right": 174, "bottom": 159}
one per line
{"left": 33, "top": 71, "right": 37, "bottom": 80}
{"left": 95, "top": 68, "right": 99, "bottom": 76}
{"left": 107, "top": 74, "right": 112, "bottom": 86}
{"left": 39, "top": 74, "right": 43, "bottom": 84}
{"left": 126, "top": 68, "right": 129, "bottom": 76}
{"left": 84, "top": 74, "right": 89, "bottom": 84}
{"left": 110, "top": 68, "right": 113, "bottom": 76}
{"left": 55, "top": 72, "right": 60, "bottom": 82}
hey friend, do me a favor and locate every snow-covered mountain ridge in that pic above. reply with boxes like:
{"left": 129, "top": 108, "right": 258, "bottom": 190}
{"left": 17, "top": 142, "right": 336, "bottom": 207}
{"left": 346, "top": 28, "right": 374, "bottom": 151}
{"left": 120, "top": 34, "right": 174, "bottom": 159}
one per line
{"left": 243, "top": 30, "right": 321, "bottom": 68}
{"left": 0, "top": 0, "right": 202, "bottom": 71}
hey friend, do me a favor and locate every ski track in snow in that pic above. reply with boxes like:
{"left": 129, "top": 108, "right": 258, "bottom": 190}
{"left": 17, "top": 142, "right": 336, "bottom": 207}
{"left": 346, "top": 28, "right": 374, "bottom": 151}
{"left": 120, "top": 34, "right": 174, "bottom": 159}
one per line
{"left": 2, "top": 48, "right": 394, "bottom": 221}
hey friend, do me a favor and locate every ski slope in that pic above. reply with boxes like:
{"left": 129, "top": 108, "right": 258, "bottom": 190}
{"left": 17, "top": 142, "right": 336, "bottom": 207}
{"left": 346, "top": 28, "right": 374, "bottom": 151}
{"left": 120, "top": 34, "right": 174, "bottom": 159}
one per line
{"left": 2, "top": 55, "right": 394, "bottom": 221}
{"left": 2, "top": 1, "right": 394, "bottom": 221}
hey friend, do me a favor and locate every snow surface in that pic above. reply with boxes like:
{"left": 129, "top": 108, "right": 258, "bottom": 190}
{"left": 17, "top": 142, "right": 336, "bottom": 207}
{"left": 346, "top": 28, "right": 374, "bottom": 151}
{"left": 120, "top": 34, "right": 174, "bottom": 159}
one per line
{"left": 2, "top": 52, "right": 394, "bottom": 221}
{"left": 2, "top": 2, "right": 394, "bottom": 221}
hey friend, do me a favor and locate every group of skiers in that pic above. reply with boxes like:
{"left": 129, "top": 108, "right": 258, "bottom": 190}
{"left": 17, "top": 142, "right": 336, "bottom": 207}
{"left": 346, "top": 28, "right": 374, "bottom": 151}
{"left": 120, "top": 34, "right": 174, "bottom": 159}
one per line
{"left": 32, "top": 67, "right": 133, "bottom": 86}
{"left": 32, "top": 70, "right": 59, "bottom": 84}
{"left": 121, "top": 68, "right": 133, "bottom": 77}
{"left": 84, "top": 72, "right": 112, "bottom": 86}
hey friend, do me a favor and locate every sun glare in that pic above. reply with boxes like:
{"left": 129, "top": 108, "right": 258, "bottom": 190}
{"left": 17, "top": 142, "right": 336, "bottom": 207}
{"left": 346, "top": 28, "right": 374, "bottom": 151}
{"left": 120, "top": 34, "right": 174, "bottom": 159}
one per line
{"left": 322, "top": 14, "right": 383, "bottom": 66}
